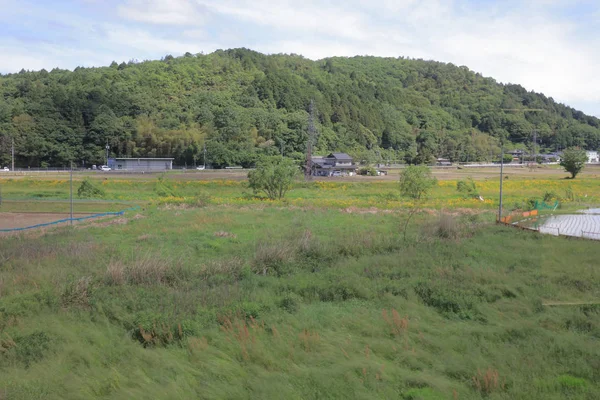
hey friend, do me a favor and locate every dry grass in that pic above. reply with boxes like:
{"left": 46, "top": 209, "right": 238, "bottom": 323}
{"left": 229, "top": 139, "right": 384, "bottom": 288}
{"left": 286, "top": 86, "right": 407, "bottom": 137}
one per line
{"left": 252, "top": 240, "right": 296, "bottom": 275}
{"left": 105, "top": 262, "right": 125, "bottom": 286}
{"left": 219, "top": 315, "right": 265, "bottom": 360}
{"left": 200, "top": 257, "right": 245, "bottom": 280}
{"left": 214, "top": 231, "right": 237, "bottom": 238}
{"left": 61, "top": 276, "right": 93, "bottom": 308}
{"left": 104, "top": 255, "right": 183, "bottom": 286}
{"left": 136, "top": 234, "right": 152, "bottom": 242}
{"left": 472, "top": 367, "right": 505, "bottom": 395}
{"left": 435, "top": 213, "right": 461, "bottom": 239}
{"left": 382, "top": 309, "right": 409, "bottom": 337}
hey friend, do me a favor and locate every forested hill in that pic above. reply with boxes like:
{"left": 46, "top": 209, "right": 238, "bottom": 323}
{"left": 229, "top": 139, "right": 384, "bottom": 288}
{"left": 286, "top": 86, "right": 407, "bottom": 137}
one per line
{"left": 1, "top": 48, "right": 599, "bottom": 168}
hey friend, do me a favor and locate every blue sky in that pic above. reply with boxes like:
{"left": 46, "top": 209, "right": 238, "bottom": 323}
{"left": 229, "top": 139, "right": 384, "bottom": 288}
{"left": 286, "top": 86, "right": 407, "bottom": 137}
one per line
{"left": 1, "top": 0, "right": 600, "bottom": 116}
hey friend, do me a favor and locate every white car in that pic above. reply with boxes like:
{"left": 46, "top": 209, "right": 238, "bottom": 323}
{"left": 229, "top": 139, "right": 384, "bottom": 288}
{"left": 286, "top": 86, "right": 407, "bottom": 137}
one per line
{"left": 100, "top": 165, "right": 111, "bottom": 171}
{"left": 1, "top": 167, "right": 9, "bottom": 172}
{"left": 196, "top": 166, "right": 205, "bottom": 170}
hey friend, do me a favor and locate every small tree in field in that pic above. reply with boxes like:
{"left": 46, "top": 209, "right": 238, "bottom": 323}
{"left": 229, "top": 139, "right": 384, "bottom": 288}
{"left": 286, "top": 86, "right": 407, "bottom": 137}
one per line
{"left": 399, "top": 165, "right": 437, "bottom": 239}
{"left": 248, "top": 156, "right": 298, "bottom": 200}
{"left": 560, "top": 148, "right": 587, "bottom": 179}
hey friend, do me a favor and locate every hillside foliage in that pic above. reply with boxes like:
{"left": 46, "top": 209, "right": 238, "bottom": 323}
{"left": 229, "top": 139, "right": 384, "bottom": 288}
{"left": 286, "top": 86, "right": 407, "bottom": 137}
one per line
{"left": 1, "top": 48, "right": 599, "bottom": 168}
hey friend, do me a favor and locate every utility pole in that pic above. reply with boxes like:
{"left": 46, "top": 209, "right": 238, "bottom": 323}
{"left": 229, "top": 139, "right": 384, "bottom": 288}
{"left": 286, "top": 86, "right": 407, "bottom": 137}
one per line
{"left": 11, "top": 137, "right": 15, "bottom": 171}
{"left": 70, "top": 162, "right": 74, "bottom": 225}
{"left": 499, "top": 143, "right": 504, "bottom": 222}
{"left": 498, "top": 108, "right": 546, "bottom": 221}
{"left": 305, "top": 100, "right": 317, "bottom": 181}
{"left": 532, "top": 129, "right": 538, "bottom": 163}
{"left": 105, "top": 142, "right": 110, "bottom": 166}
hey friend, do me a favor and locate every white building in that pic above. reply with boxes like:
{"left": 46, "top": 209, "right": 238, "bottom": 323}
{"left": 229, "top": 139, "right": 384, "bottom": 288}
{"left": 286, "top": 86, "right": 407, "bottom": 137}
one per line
{"left": 586, "top": 151, "right": 599, "bottom": 163}
{"left": 109, "top": 158, "right": 174, "bottom": 171}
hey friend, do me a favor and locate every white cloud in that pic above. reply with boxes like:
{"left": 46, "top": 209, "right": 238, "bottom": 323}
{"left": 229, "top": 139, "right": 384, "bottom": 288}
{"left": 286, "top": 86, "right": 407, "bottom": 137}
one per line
{"left": 118, "top": 0, "right": 207, "bottom": 25}
{"left": 1, "top": 0, "right": 600, "bottom": 116}
{"left": 104, "top": 26, "right": 206, "bottom": 55}
{"left": 197, "top": 0, "right": 369, "bottom": 40}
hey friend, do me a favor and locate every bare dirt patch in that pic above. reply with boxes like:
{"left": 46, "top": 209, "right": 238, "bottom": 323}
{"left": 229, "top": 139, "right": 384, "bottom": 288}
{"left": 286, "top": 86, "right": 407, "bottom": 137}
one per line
{"left": 0, "top": 212, "right": 98, "bottom": 230}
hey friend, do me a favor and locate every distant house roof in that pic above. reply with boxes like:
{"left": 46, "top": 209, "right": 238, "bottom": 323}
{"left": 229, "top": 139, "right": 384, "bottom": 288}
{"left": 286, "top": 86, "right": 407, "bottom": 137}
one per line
{"left": 327, "top": 153, "right": 352, "bottom": 160}
{"left": 114, "top": 158, "right": 174, "bottom": 161}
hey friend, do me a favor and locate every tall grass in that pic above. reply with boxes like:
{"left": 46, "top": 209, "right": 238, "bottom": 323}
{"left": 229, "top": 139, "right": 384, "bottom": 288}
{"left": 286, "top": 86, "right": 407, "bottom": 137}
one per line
{"left": 0, "top": 204, "right": 599, "bottom": 399}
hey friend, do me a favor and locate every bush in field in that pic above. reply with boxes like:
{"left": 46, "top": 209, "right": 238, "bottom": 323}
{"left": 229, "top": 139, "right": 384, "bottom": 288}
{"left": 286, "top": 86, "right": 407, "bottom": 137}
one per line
{"left": 456, "top": 177, "right": 479, "bottom": 198}
{"left": 77, "top": 178, "right": 105, "bottom": 198}
{"left": 248, "top": 156, "right": 298, "bottom": 200}
{"left": 399, "top": 165, "right": 437, "bottom": 239}
{"left": 358, "top": 166, "right": 377, "bottom": 176}
{"left": 560, "top": 148, "right": 587, "bottom": 179}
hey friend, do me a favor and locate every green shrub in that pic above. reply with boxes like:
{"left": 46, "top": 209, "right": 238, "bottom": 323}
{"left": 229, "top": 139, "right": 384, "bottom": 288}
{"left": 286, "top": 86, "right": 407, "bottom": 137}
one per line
{"left": 414, "top": 281, "right": 483, "bottom": 320}
{"left": 543, "top": 191, "right": 558, "bottom": 202}
{"left": 358, "top": 166, "right": 378, "bottom": 176}
{"left": 456, "top": 177, "right": 479, "bottom": 198}
{"left": 77, "top": 178, "right": 105, "bottom": 199}
{"left": 278, "top": 294, "right": 300, "bottom": 313}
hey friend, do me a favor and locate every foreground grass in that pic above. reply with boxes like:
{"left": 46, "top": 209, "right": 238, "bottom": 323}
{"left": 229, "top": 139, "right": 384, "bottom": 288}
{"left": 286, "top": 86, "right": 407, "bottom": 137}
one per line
{"left": 1, "top": 204, "right": 599, "bottom": 399}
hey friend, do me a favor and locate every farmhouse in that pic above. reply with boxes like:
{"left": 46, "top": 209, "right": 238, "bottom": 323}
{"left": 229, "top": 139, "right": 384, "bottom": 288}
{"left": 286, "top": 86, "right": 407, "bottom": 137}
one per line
{"left": 109, "top": 158, "right": 174, "bottom": 171}
{"left": 311, "top": 153, "right": 356, "bottom": 176}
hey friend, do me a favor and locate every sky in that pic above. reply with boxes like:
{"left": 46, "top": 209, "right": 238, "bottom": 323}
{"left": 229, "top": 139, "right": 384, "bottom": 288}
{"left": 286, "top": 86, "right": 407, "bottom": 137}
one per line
{"left": 1, "top": 0, "right": 600, "bottom": 116}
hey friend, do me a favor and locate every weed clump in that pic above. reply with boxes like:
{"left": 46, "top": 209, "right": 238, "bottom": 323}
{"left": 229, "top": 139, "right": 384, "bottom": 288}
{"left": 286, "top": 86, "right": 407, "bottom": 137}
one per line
{"left": 435, "top": 214, "right": 461, "bottom": 239}
{"left": 104, "top": 256, "right": 184, "bottom": 286}
{"left": 61, "top": 276, "right": 94, "bottom": 308}
{"left": 472, "top": 367, "right": 505, "bottom": 395}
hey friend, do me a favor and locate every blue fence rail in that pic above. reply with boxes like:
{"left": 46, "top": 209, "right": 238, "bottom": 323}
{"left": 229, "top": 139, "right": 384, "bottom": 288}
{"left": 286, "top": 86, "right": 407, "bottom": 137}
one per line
{"left": 0, "top": 206, "right": 139, "bottom": 233}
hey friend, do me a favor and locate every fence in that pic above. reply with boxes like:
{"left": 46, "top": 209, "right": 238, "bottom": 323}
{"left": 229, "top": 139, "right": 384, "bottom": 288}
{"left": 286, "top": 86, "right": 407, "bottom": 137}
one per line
{"left": 0, "top": 205, "right": 139, "bottom": 233}
{"left": 501, "top": 212, "right": 600, "bottom": 242}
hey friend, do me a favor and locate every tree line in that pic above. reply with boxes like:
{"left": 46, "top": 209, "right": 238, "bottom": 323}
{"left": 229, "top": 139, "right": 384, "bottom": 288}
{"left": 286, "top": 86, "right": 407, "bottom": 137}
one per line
{"left": 1, "top": 48, "right": 599, "bottom": 168}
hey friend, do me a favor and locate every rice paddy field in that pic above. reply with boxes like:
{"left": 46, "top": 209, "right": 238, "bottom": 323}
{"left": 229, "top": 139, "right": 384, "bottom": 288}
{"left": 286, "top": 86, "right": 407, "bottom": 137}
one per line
{"left": 0, "top": 167, "right": 599, "bottom": 399}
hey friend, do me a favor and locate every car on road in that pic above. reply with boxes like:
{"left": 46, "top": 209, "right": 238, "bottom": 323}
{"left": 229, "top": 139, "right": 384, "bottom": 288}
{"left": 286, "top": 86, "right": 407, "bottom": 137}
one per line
{"left": 331, "top": 171, "right": 342, "bottom": 177}
{"left": 1, "top": 167, "right": 9, "bottom": 172}
{"left": 196, "top": 166, "right": 205, "bottom": 170}
{"left": 100, "top": 165, "right": 111, "bottom": 171}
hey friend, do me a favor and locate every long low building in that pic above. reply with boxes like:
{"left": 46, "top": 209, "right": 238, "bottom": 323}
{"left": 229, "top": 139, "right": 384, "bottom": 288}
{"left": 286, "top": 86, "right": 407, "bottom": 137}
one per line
{"left": 108, "top": 158, "right": 174, "bottom": 171}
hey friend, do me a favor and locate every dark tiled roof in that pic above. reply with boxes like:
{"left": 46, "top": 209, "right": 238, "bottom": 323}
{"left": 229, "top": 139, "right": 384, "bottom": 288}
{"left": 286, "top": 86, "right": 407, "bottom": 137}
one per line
{"left": 328, "top": 153, "right": 352, "bottom": 160}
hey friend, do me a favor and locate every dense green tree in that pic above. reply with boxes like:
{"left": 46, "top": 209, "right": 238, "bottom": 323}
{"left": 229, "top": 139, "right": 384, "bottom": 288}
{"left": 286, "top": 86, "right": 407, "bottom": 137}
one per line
{"left": 560, "top": 147, "right": 587, "bottom": 179}
{"left": 248, "top": 156, "right": 299, "bottom": 199}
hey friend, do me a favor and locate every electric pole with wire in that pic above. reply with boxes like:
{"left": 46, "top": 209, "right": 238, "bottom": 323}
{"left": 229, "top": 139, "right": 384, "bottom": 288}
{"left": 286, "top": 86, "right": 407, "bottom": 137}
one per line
{"left": 498, "top": 108, "right": 546, "bottom": 222}
{"left": 305, "top": 100, "right": 318, "bottom": 181}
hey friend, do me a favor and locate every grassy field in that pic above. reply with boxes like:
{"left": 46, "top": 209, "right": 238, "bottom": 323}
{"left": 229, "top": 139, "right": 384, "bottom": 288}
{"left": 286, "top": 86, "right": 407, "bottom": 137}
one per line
{"left": 0, "top": 170, "right": 599, "bottom": 399}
